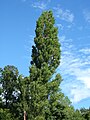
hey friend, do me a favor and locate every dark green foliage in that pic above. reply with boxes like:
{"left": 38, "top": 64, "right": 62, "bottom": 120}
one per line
{"left": 17, "top": 75, "right": 30, "bottom": 119}
{"left": 29, "top": 11, "right": 73, "bottom": 120}
{"left": 0, "top": 65, "right": 21, "bottom": 119}
{"left": 72, "top": 109, "right": 85, "bottom": 120}
{"left": 29, "top": 11, "right": 61, "bottom": 119}
{"left": 0, "top": 108, "right": 14, "bottom": 120}
{"left": 0, "top": 65, "right": 31, "bottom": 120}
{"left": 80, "top": 108, "right": 90, "bottom": 120}
{"left": 0, "top": 65, "right": 19, "bottom": 109}
{"left": 31, "top": 11, "right": 60, "bottom": 71}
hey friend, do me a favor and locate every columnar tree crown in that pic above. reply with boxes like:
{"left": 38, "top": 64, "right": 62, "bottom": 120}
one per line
{"left": 31, "top": 11, "right": 61, "bottom": 72}
{"left": 29, "top": 11, "right": 62, "bottom": 119}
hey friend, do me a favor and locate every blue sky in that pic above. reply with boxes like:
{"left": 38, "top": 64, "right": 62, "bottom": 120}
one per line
{"left": 0, "top": 0, "right": 90, "bottom": 109}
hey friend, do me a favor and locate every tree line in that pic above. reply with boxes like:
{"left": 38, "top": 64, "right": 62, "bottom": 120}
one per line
{"left": 0, "top": 11, "right": 90, "bottom": 120}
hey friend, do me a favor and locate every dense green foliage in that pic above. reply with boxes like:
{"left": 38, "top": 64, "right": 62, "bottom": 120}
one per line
{"left": 0, "top": 65, "right": 19, "bottom": 108}
{"left": 0, "top": 11, "right": 90, "bottom": 120}
{"left": 0, "top": 108, "right": 14, "bottom": 120}
{"left": 80, "top": 108, "right": 90, "bottom": 120}
{"left": 29, "top": 11, "right": 63, "bottom": 119}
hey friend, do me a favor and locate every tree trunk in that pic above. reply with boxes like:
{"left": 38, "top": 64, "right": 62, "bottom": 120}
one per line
{"left": 24, "top": 111, "right": 26, "bottom": 120}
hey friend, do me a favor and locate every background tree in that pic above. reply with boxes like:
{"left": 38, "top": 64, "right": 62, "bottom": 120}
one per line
{"left": 0, "top": 65, "right": 24, "bottom": 120}
{"left": 80, "top": 108, "right": 90, "bottom": 120}
{"left": 0, "top": 65, "right": 30, "bottom": 120}
{"left": 0, "top": 108, "right": 14, "bottom": 120}
{"left": 0, "top": 65, "right": 19, "bottom": 109}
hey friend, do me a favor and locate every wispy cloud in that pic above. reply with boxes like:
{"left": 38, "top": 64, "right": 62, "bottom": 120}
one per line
{"left": 32, "top": 2, "right": 46, "bottom": 10}
{"left": 56, "top": 24, "right": 64, "bottom": 30}
{"left": 80, "top": 48, "right": 90, "bottom": 54}
{"left": 58, "top": 36, "right": 90, "bottom": 103}
{"left": 67, "top": 25, "right": 72, "bottom": 29}
{"left": 70, "top": 85, "right": 90, "bottom": 103}
{"left": 54, "top": 7, "right": 74, "bottom": 23}
{"left": 83, "top": 9, "right": 90, "bottom": 23}
{"left": 32, "top": 0, "right": 50, "bottom": 10}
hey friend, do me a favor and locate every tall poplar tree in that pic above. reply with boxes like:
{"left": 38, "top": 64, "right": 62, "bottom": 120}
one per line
{"left": 29, "top": 11, "right": 71, "bottom": 120}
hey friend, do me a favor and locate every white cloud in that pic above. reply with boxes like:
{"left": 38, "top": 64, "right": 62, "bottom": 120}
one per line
{"left": 56, "top": 24, "right": 64, "bottom": 30}
{"left": 79, "top": 48, "right": 90, "bottom": 54}
{"left": 59, "top": 36, "right": 90, "bottom": 103}
{"left": 70, "top": 85, "right": 90, "bottom": 103}
{"left": 67, "top": 25, "right": 72, "bottom": 29}
{"left": 54, "top": 7, "right": 74, "bottom": 23}
{"left": 32, "top": 2, "right": 46, "bottom": 10}
{"left": 83, "top": 9, "right": 90, "bottom": 23}
{"left": 70, "top": 68, "right": 90, "bottom": 89}
{"left": 32, "top": 0, "right": 50, "bottom": 10}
